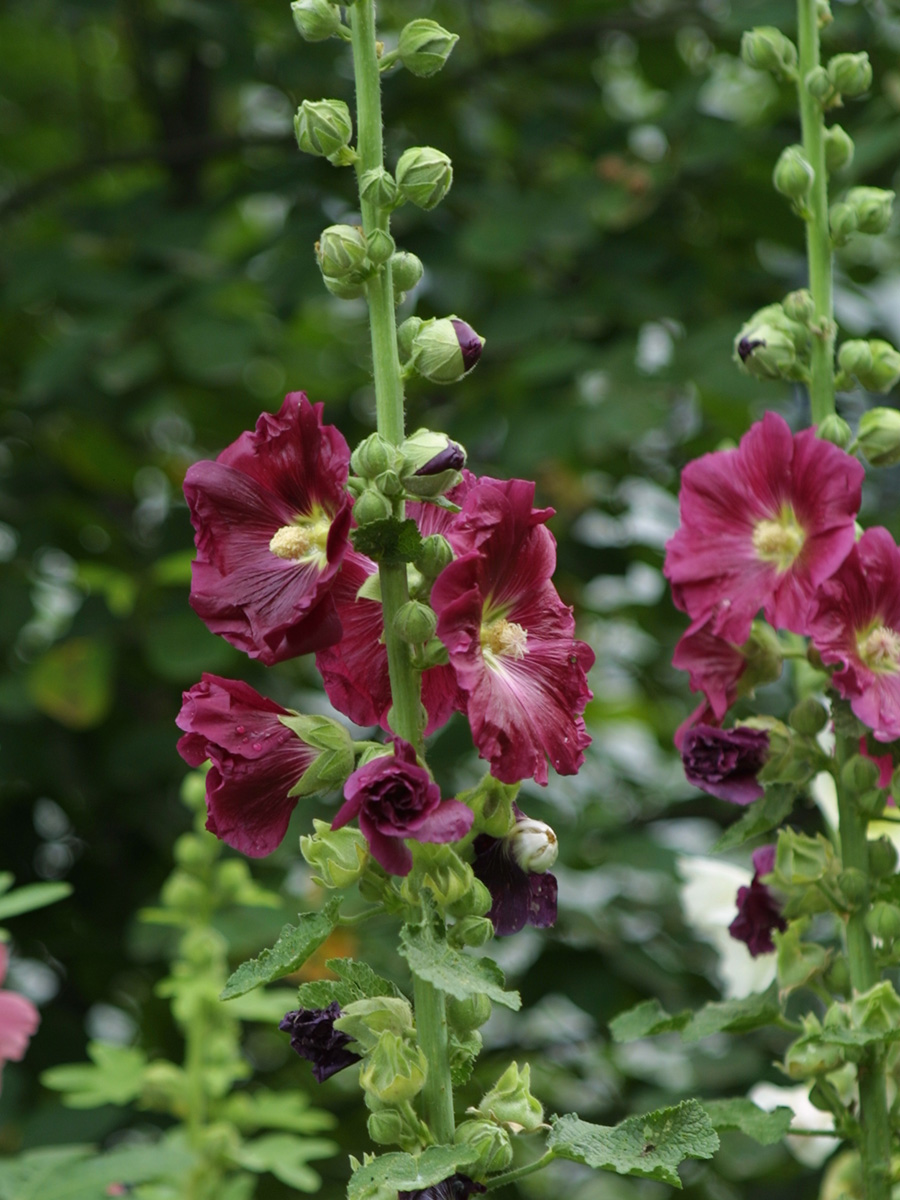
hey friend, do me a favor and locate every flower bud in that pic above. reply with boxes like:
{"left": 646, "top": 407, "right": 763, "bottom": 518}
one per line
{"left": 829, "top": 200, "right": 859, "bottom": 246}
{"left": 868, "top": 836, "right": 898, "bottom": 878}
{"left": 783, "top": 1034, "right": 846, "bottom": 1079}
{"left": 817, "top": 0, "right": 833, "bottom": 26}
{"left": 395, "top": 146, "right": 453, "bottom": 210}
{"left": 398, "top": 19, "right": 459, "bottom": 77}
{"left": 449, "top": 915, "right": 494, "bottom": 947}
{"left": 294, "top": 99, "right": 353, "bottom": 163}
{"left": 322, "top": 274, "right": 366, "bottom": 300}
{"left": 858, "top": 788, "right": 887, "bottom": 819}
{"left": 394, "top": 599, "right": 437, "bottom": 644}
{"left": 866, "top": 902, "right": 900, "bottom": 941}
{"left": 391, "top": 251, "right": 424, "bottom": 298}
{"left": 737, "top": 621, "right": 784, "bottom": 694}
{"left": 359, "top": 166, "right": 399, "bottom": 210}
{"left": 844, "top": 346, "right": 900, "bottom": 400}
{"left": 827, "top": 51, "right": 873, "bottom": 98}
{"left": 415, "top": 533, "right": 454, "bottom": 579}
{"left": 844, "top": 186, "right": 895, "bottom": 235}
{"left": 358, "top": 1031, "right": 427, "bottom": 1104}
{"left": 410, "top": 318, "right": 484, "bottom": 385}
{"left": 447, "top": 877, "right": 492, "bottom": 919}
{"left": 824, "top": 124, "right": 854, "bottom": 173}
{"left": 447, "top": 992, "right": 493, "bottom": 1032}
{"left": 782, "top": 288, "right": 815, "bottom": 325}
{"left": 453, "top": 1120, "right": 514, "bottom": 1174}
{"left": 773, "top": 145, "right": 815, "bottom": 202}
{"left": 841, "top": 753, "right": 881, "bottom": 794}
{"left": 477, "top": 1062, "right": 544, "bottom": 1133}
{"left": 509, "top": 817, "right": 558, "bottom": 873}
{"left": 366, "top": 229, "right": 395, "bottom": 267}
{"left": 735, "top": 323, "right": 799, "bottom": 381}
{"left": 174, "top": 831, "right": 217, "bottom": 869}
{"left": 351, "top": 433, "right": 397, "bottom": 480}
{"left": 740, "top": 27, "right": 798, "bottom": 79}
{"left": 374, "top": 469, "right": 403, "bottom": 497}
{"left": 301, "top": 818, "right": 369, "bottom": 888}
{"left": 335, "top": 996, "right": 414, "bottom": 1051}
{"left": 805, "top": 65, "right": 834, "bottom": 104}
{"left": 317, "top": 224, "right": 368, "bottom": 281}
{"left": 354, "top": 486, "right": 393, "bottom": 525}
{"left": 838, "top": 867, "right": 868, "bottom": 905}
{"left": 850, "top": 980, "right": 900, "bottom": 1034}
{"left": 397, "top": 316, "right": 425, "bottom": 359}
{"left": 291, "top": 0, "right": 342, "bottom": 42}
{"left": 817, "top": 414, "right": 852, "bottom": 448}
{"left": 788, "top": 697, "right": 829, "bottom": 736}
{"left": 367, "top": 1108, "right": 407, "bottom": 1146}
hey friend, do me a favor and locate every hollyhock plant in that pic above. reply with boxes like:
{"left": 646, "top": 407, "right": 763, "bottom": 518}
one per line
{"left": 432, "top": 477, "right": 594, "bottom": 785}
{"left": 279, "top": 1003, "right": 361, "bottom": 1082}
{"left": 809, "top": 526, "right": 900, "bottom": 742}
{"left": 184, "top": 392, "right": 353, "bottom": 665}
{"left": 680, "top": 723, "right": 769, "bottom": 804}
{"left": 729, "top": 845, "right": 787, "bottom": 957}
{"left": 664, "top": 411, "right": 863, "bottom": 644}
{"left": 471, "top": 808, "right": 558, "bottom": 937}
{"left": 0, "top": 944, "right": 40, "bottom": 1095}
{"left": 332, "top": 739, "right": 473, "bottom": 876}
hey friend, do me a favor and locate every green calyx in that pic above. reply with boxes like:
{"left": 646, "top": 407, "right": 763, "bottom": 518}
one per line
{"left": 397, "top": 19, "right": 459, "bottom": 78}
{"left": 294, "top": 98, "right": 354, "bottom": 164}
{"left": 300, "top": 819, "right": 369, "bottom": 889}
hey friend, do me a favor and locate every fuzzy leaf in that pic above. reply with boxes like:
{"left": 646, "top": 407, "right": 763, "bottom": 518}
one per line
{"left": 221, "top": 898, "right": 342, "bottom": 1000}
{"left": 0, "top": 1139, "right": 195, "bottom": 1199}
{"left": 681, "top": 988, "right": 781, "bottom": 1043}
{"left": 711, "top": 784, "right": 796, "bottom": 853}
{"left": 398, "top": 921, "right": 521, "bottom": 1010}
{"left": 351, "top": 518, "right": 422, "bottom": 565}
{"left": 347, "top": 1146, "right": 478, "bottom": 1200}
{"left": 40, "top": 1043, "right": 147, "bottom": 1109}
{"left": 295, "top": 958, "right": 404, "bottom": 1010}
{"left": 702, "top": 1099, "right": 794, "bottom": 1145}
{"left": 608, "top": 999, "right": 690, "bottom": 1043}
{"left": 234, "top": 1134, "right": 337, "bottom": 1192}
{"left": 548, "top": 1100, "right": 719, "bottom": 1187}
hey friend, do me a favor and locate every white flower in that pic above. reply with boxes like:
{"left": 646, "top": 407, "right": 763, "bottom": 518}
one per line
{"left": 749, "top": 1081, "right": 840, "bottom": 1168}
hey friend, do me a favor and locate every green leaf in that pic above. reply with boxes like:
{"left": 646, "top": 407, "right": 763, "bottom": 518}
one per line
{"left": 398, "top": 920, "right": 521, "bottom": 1011}
{"left": 221, "top": 898, "right": 342, "bottom": 1000}
{"left": 711, "top": 784, "right": 796, "bottom": 853}
{"left": 681, "top": 988, "right": 782, "bottom": 1043}
{"left": 26, "top": 636, "right": 115, "bottom": 729}
{"left": 0, "top": 1139, "right": 196, "bottom": 1200}
{"left": 0, "top": 882, "right": 71, "bottom": 923}
{"left": 351, "top": 518, "right": 423, "bottom": 565}
{"left": 347, "top": 1146, "right": 478, "bottom": 1200}
{"left": 40, "top": 1042, "right": 147, "bottom": 1108}
{"left": 234, "top": 1134, "right": 337, "bottom": 1192}
{"left": 295, "top": 957, "right": 404, "bottom": 1010}
{"left": 702, "top": 1099, "right": 794, "bottom": 1145}
{"left": 222, "top": 1088, "right": 337, "bottom": 1134}
{"left": 548, "top": 1100, "right": 719, "bottom": 1188}
{"left": 225, "top": 988, "right": 300, "bottom": 1023}
{"left": 608, "top": 998, "right": 690, "bottom": 1043}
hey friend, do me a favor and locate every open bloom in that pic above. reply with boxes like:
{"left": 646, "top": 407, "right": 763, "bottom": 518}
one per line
{"left": 809, "top": 527, "right": 900, "bottom": 741}
{"left": 332, "top": 739, "right": 473, "bottom": 876}
{"left": 176, "top": 674, "right": 323, "bottom": 856}
{"left": 471, "top": 807, "right": 558, "bottom": 936}
{"left": 665, "top": 411, "right": 863, "bottom": 643}
{"left": 0, "top": 944, "right": 40, "bottom": 1096}
{"left": 680, "top": 724, "right": 769, "bottom": 805}
{"left": 279, "top": 1003, "right": 361, "bottom": 1082}
{"left": 672, "top": 616, "right": 750, "bottom": 722}
{"left": 728, "top": 844, "right": 786, "bottom": 956}
{"left": 432, "top": 478, "right": 594, "bottom": 785}
{"left": 184, "top": 393, "right": 352, "bottom": 664}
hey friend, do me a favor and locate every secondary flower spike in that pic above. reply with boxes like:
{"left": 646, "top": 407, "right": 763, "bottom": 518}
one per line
{"left": 279, "top": 1003, "right": 361, "bottom": 1082}
{"left": 664, "top": 411, "right": 863, "bottom": 644}
{"left": 729, "top": 844, "right": 786, "bottom": 957}
{"left": 184, "top": 392, "right": 352, "bottom": 664}
{"left": 432, "top": 477, "right": 594, "bottom": 785}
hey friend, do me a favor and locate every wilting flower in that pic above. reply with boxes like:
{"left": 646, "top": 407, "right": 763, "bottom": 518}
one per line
{"left": 0, "top": 944, "right": 40, "bottom": 1096}
{"left": 665, "top": 411, "right": 863, "bottom": 643}
{"left": 279, "top": 1002, "right": 361, "bottom": 1082}
{"left": 809, "top": 526, "right": 900, "bottom": 741}
{"left": 332, "top": 739, "right": 473, "bottom": 876}
{"left": 176, "top": 674, "right": 334, "bottom": 857}
{"left": 184, "top": 393, "right": 352, "bottom": 664}
{"left": 728, "top": 844, "right": 786, "bottom": 956}
{"left": 471, "top": 807, "right": 558, "bottom": 936}
{"left": 432, "top": 478, "right": 594, "bottom": 785}
{"left": 680, "top": 724, "right": 769, "bottom": 805}
{"left": 399, "top": 1175, "right": 486, "bottom": 1200}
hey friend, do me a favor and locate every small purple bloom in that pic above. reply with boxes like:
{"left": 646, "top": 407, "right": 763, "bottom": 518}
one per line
{"left": 472, "top": 808, "right": 558, "bottom": 937}
{"left": 680, "top": 724, "right": 769, "bottom": 805}
{"left": 278, "top": 1002, "right": 361, "bottom": 1082}
{"left": 399, "top": 1174, "right": 487, "bottom": 1200}
{"left": 450, "top": 319, "right": 484, "bottom": 373}
{"left": 728, "top": 844, "right": 786, "bottom": 957}
{"left": 332, "top": 738, "right": 473, "bottom": 876}
{"left": 415, "top": 442, "right": 466, "bottom": 476}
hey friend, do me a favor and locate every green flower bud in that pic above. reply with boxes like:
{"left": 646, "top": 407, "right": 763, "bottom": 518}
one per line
{"left": 773, "top": 145, "right": 814, "bottom": 202}
{"left": 366, "top": 229, "right": 395, "bottom": 268}
{"left": 783, "top": 1020, "right": 846, "bottom": 1079}
{"left": 817, "top": 414, "right": 853, "bottom": 448}
{"left": 354, "top": 487, "right": 393, "bottom": 525}
{"left": 837, "top": 867, "right": 868, "bottom": 905}
{"left": 845, "top": 186, "right": 895, "bottom": 235}
{"left": 817, "top": 0, "right": 833, "bottom": 27}
{"left": 173, "top": 832, "right": 218, "bottom": 869}
{"left": 359, "top": 166, "right": 399, "bottom": 209}
{"left": 322, "top": 274, "right": 366, "bottom": 300}
{"left": 396, "top": 146, "right": 453, "bottom": 210}
{"left": 317, "top": 224, "right": 369, "bottom": 281}
{"left": 824, "top": 124, "right": 854, "bottom": 173}
{"left": 391, "top": 251, "right": 425, "bottom": 296}
{"left": 351, "top": 433, "right": 397, "bottom": 480}
{"left": 447, "top": 992, "right": 493, "bottom": 1032}
{"left": 394, "top": 599, "right": 437, "bottom": 644}
{"left": 301, "top": 818, "right": 369, "bottom": 888}
{"left": 335, "top": 997, "right": 414, "bottom": 1052}
{"left": 740, "top": 27, "right": 798, "bottom": 79}
{"left": 827, "top": 51, "right": 873, "bottom": 98}
{"left": 841, "top": 753, "right": 881, "bottom": 794}
{"left": 863, "top": 343, "right": 900, "bottom": 394}
{"left": 805, "top": 65, "right": 834, "bottom": 104}
{"left": 161, "top": 871, "right": 206, "bottom": 912}
{"left": 509, "top": 817, "right": 558, "bottom": 873}
{"left": 294, "top": 99, "right": 353, "bottom": 163}
{"left": 782, "top": 288, "right": 815, "bottom": 325}
{"left": 477, "top": 1062, "right": 544, "bottom": 1133}
{"left": 865, "top": 901, "right": 900, "bottom": 941}
{"left": 735, "top": 310, "right": 803, "bottom": 381}
{"left": 858, "top": 788, "right": 887, "bottom": 819}
{"left": 397, "top": 316, "right": 425, "bottom": 359}
{"left": 278, "top": 713, "right": 356, "bottom": 798}
{"left": 214, "top": 857, "right": 254, "bottom": 901}
{"left": 374, "top": 469, "right": 403, "bottom": 497}
{"left": 291, "top": 0, "right": 342, "bottom": 42}
{"left": 850, "top": 980, "right": 900, "bottom": 1034}
{"left": 415, "top": 533, "right": 454, "bottom": 579}
{"left": 737, "top": 621, "right": 784, "bottom": 695}
{"left": 367, "top": 1108, "right": 407, "bottom": 1146}
{"left": 410, "top": 318, "right": 484, "bottom": 386}
{"left": 838, "top": 339, "right": 873, "bottom": 381}
{"left": 825, "top": 955, "right": 851, "bottom": 996}
{"left": 398, "top": 19, "right": 459, "bottom": 77}
{"left": 449, "top": 915, "right": 494, "bottom": 947}
{"left": 447, "top": 877, "right": 492, "bottom": 919}
{"left": 789, "top": 697, "right": 829, "bottom": 736}
{"left": 400, "top": 426, "right": 467, "bottom": 496}
{"left": 454, "top": 1120, "right": 514, "bottom": 1174}
{"left": 774, "top": 829, "right": 835, "bottom": 886}
{"left": 868, "top": 836, "right": 898, "bottom": 878}
{"left": 829, "top": 200, "right": 859, "bottom": 246}
{"left": 358, "top": 1030, "right": 427, "bottom": 1104}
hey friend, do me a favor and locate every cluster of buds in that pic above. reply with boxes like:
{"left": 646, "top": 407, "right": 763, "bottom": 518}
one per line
{"left": 806, "top": 51, "right": 873, "bottom": 109}
{"left": 349, "top": 428, "right": 468, "bottom": 522}
{"left": 831, "top": 186, "right": 895, "bottom": 246}
{"left": 733, "top": 301, "right": 811, "bottom": 383}
{"left": 740, "top": 26, "right": 798, "bottom": 82}
{"left": 837, "top": 340, "right": 900, "bottom": 396}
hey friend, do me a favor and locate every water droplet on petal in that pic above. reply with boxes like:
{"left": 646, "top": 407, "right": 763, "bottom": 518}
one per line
{"left": 252, "top": 742, "right": 262, "bottom": 752}
{"left": 236, "top": 725, "right": 245, "bottom": 734}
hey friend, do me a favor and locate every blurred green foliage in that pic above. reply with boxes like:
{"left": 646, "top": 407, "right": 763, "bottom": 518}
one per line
{"left": 2, "top": 0, "right": 900, "bottom": 1195}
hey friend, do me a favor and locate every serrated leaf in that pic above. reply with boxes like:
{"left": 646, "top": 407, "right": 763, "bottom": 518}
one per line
{"left": 0, "top": 882, "right": 72, "bottom": 923}
{"left": 0, "top": 1139, "right": 195, "bottom": 1199}
{"left": 608, "top": 999, "right": 690, "bottom": 1043}
{"left": 711, "top": 785, "right": 796, "bottom": 853}
{"left": 681, "top": 988, "right": 781, "bottom": 1043}
{"left": 351, "top": 518, "right": 422, "bottom": 565}
{"left": 295, "top": 958, "right": 403, "bottom": 1011}
{"left": 234, "top": 1134, "right": 337, "bottom": 1192}
{"left": 40, "top": 1042, "right": 147, "bottom": 1108}
{"left": 221, "top": 898, "right": 342, "bottom": 1000}
{"left": 398, "top": 921, "right": 520, "bottom": 1011}
{"left": 548, "top": 1100, "right": 719, "bottom": 1187}
{"left": 347, "top": 1146, "right": 478, "bottom": 1200}
{"left": 702, "top": 1099, "right": 794, "bottom": 1145}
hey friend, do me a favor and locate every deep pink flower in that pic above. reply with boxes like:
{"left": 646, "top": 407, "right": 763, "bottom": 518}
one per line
{"left": 665, "top": 412, "right": 863, "bottom": 643}
{"left": 809, "top": 527, "right": 900, "bottom": 741}
{"left": 729, "top": 844, "right": 786, "bottom": 957}
{"left": 0, "top": 944, "right": 40, "bottom": 1095}
{"left": 431, "top": 478, "right": 594, "bottom": 785}
{"left": 680, "top": 724, "right": 769, "bottom": 805}
{"left": 332, "top": 739, "right": 473, "bottom": 876}
{"left": 176, "top": 674, "right": 322, "bottom": 856}
{"left": 672, "top": 615, "right": 750, "bottom": 722}
{"left": 184, "top": 393, "right": 352, "bottom": 664}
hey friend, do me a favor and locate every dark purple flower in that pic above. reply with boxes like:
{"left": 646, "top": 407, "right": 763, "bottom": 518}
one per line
{"left": 332, "top": 739, "right": 473, "bottom": 876}
{"left": 399, "top": 1174, "right": 486, "bottom": 1200}
{"left": 680, "top": 724, "right": 769, "bottom": 805}
{"left": 415, "top": 441, "right": 466, "bottom": 476}
{"left": 729, "top": 845, "right": 786, "bottom": 956}
{"left": 278, "top": 1002, "right": 361, "bottom": 1082}
{"left": 471, "top": 808, "right": 558, "bottom": 937}
{"left": 450, "top": 319, "right": 484, "bottom": 373}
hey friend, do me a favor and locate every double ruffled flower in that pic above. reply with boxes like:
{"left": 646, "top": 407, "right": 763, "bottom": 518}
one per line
{"left": 728, "top": 845, "right": 786, "bottom": 957}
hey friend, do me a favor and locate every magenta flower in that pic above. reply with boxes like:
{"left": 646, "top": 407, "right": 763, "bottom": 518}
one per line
{"left": 332, "top": 739, "right": 473, "bottom": 876}
{"left": 431, "top": 478, "right": 594, "bottom": 785}
{"left": 176, "top": 674, "right": 322, "bottom": 857}
{"left": 184, "top": 393, "right": 352, "bottom": 665}
{"left": 680, "top": 724, "right": 769, "bottom": 805}
{"left": 0, "top": 944, "right": 40, "bottom": 1096}
{"left": 665, "top": 412, "right": 863, "bottom": 643}
{"left": 809, "top": 527, "right": 900, "bottom": 742}
{"left": 728, "top": 845, "right": 786, "bottom": 957}
{"left": 672, "top": 615, "right": 750, "bottom": 723}
{"left": 279, "top": 1003, "right": 361, "bottom": 1082}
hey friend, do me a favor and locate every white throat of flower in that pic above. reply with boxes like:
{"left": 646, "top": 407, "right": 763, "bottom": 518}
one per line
{"left": 857, "top": 622, "right": 900, "bottom": 674}
{"left": 752, "top": 504, "right": 806, "bottom": 574}
{"left": 269, "top": 508, "right": 331, "bottom": 567}
{"left": 481, "top": 615, "right": 529, "bottom": 670}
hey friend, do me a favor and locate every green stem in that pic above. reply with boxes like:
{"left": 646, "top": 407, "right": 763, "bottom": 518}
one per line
{"left": 796, "top": 0, "right": 836, "bottom": 424}
{"left": 484, "top": 1150, "right": 557, "bottom": 1191}
{"left": 412, "top": 970, "right": 455, "bottom": 1145}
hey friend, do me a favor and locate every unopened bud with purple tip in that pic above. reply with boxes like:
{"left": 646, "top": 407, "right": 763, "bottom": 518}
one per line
{"left": 400, "top": 428, "right": 467, "bottom": 498}
{"left": 409, "top": 316, "right": 484, "bottom": 385}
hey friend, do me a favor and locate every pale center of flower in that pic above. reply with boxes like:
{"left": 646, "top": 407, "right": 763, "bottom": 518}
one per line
{"left": 857, "top": 623, "right": 900, "bottom": 673}
{"left": 481, "top": 617, "right": 529, "bottom": 666}
{"left": 269, "top": 510, "right": 331, "bottom": 564}
{"left": 751, "top": 506, "right": 805, "bottom": 573}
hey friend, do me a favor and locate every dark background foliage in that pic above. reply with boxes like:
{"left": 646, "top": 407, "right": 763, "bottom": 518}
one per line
{"left": 2, "top": 0, "right": 900, "bottom": 1194}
